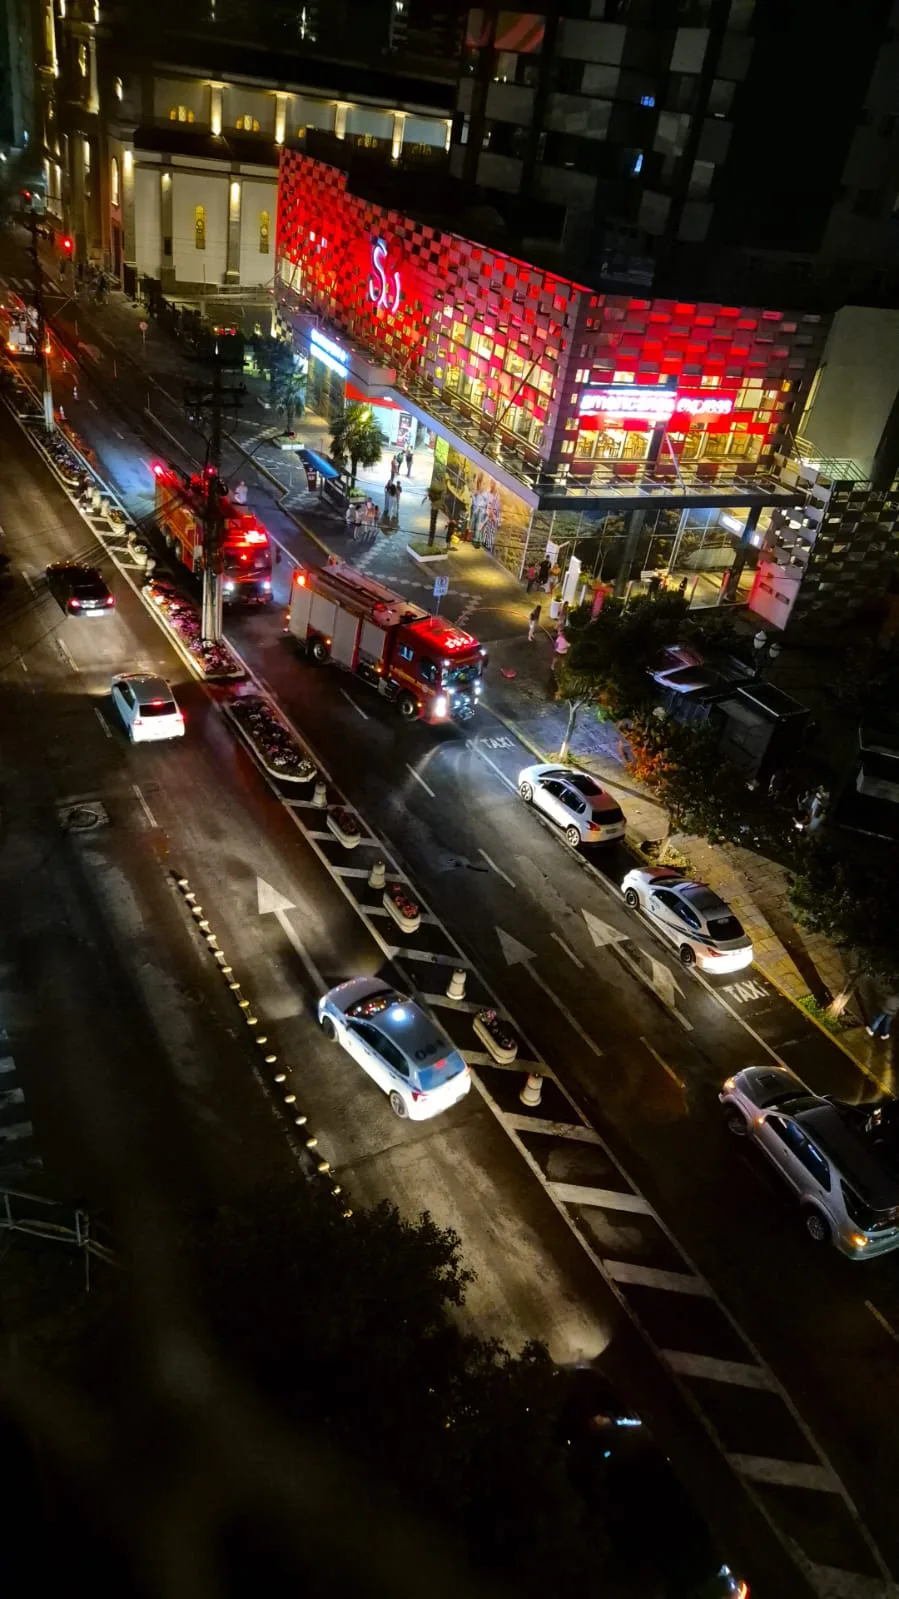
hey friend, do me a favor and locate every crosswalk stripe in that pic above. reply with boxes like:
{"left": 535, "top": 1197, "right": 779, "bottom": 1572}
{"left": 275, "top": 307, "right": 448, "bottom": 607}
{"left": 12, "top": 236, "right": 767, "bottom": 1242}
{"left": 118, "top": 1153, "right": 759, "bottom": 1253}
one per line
{"left": 663, "top": 1350, "right": 776, "bottom": 1389}
{"left": 805, "top": 1561, "right": 899, "bottom": 1598}
{"left": 0, "top": 1057, "right": 17, "bottom": 1074}
{"left": 332, "top": 864, "right": 410, "bottom": 882}
{"left": 603, "top": 1259, "right": 713, "bottom": 1295}
{"left": 505, "top": 1114, "right": 603, "bottom": 1143}
{"left": 729, "top": 1453, "right": 840, "bottom": 1493}
{"left": 0, "top": 1121, "right": 34, "bottom": 1142}
{"left": 551, "top": 1181, "right": 651, "bottom": 1213}
{"left": 0, "top": 1087, "right": 25, "bottom": 1108}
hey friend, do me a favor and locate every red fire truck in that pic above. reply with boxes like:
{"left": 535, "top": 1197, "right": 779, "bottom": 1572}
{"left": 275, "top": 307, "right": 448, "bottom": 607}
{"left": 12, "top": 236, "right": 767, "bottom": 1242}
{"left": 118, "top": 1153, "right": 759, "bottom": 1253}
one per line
{"left": 152, "top": 465, "right": 273, "bottom": 603}
{"left": 286, "top": 559, "right": 485, "bottom": 724}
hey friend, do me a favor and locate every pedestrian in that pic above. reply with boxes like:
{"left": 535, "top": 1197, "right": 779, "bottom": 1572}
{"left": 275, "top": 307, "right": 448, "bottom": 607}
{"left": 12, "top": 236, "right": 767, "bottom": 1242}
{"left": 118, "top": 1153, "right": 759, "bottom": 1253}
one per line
{"left": 384, "top": 480, "right": 397, "bottom": 524}
{"left": 677, "top": 576, "right": 688, "bottom": 597}
{"left": 527, "top": 603, "right": 541, "bottom": 642}
{"left": 352, "top": 500, "right": 364, "bottom": 538}
{"left": 553, "top": 629, "right": 569, "bottom": 662}
{"left": 537, "top": 557, "right": 551, "bottom": 590}
{"left": 404, "top": 447, "right": 413, "bottom": 477}
{"left": 346, "top": 502, "right": 356, "bottom": 532}
{"left": 525, "top": 561, "right": 537, "bottom": 593}
{"left": 867, "top": 994, "right": 899, "bottom": 1040}
{"left": 445, "top": 518, "right": 457, "bottom": 549}
{"left": 233, "top": 480, "right": 248, "bottom": 505}
{"left": 393, "top": 478, "right": 403, "bottom": 521}
{"left": 395, "top": 448, "right": 404, "bottom": 476}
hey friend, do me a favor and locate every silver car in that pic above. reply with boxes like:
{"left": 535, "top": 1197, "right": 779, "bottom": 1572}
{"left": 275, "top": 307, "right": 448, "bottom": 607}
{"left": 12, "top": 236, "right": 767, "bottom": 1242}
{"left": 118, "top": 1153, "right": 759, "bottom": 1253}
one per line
{"left": 620, "top": 867, "right": 752, "bottom": 972}
{"left": 720, "top": 1065, "right": 899, "bottom": 1258}
{"left": 518, "top": 764, "right": 626, "bottom": 847}
{"left": 318, "top": 977, "right": 471, "bottom": 1120}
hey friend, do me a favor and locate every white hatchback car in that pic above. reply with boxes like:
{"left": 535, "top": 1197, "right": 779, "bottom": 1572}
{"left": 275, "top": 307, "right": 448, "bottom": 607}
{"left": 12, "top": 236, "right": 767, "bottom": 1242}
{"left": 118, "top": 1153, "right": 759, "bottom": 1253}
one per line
{"left": 318, "top": 977, "right": 471, "bottom": 1120}
{"left": 518, "top": 764, "right": 626, "bottom": 847}
{"left": 621, "top": 866, "right": 753, "bottom": 971}
{"left": 111, "top": 674, "right": 185, "bottom": 743}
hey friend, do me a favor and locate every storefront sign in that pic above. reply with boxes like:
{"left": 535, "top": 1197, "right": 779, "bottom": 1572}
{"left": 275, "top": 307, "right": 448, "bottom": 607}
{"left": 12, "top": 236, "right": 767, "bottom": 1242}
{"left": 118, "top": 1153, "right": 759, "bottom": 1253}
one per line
{"left": 579, "top": 386, "right": 735, "bottom": 423}
{"left": 368, "top": 236, "right": 402, "bottom": 315}
{"left": 310, "top": 328, "right": 350, "bottom": 375}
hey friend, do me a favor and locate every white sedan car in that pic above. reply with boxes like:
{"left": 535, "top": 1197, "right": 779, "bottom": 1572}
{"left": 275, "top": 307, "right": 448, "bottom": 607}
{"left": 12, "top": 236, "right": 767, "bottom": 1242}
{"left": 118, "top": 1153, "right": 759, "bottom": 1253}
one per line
{"left": 111, "top": 674, "right": 185, "bottom": 743}
{"left": 518, "top": 763, "right": 626, "bottom": 847}
{"left": 620, "top": 866, "right": 753, "bottom": 971}
{"left": 318, "top": 977, "right": 471, "bottom": 1120}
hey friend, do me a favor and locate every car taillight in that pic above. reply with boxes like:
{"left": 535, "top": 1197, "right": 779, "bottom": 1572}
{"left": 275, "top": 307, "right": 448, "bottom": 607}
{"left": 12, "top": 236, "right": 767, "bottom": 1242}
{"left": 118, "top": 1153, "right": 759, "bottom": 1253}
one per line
{"left": 105, "top": 595, "right": 114, "bottom": 606}
{"left": 411, "top": 1090, "right": 426, "bottom": 1102}
{"left": 133, "top": 716, "right": 143, "bottom": 727}
{"left": 69, "top": 597, "right": 81, "bottom": 608}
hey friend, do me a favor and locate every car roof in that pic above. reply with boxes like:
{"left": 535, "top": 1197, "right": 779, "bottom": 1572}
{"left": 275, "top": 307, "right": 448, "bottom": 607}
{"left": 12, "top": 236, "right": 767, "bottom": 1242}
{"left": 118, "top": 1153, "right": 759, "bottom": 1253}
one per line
{"left": 794, "top": 1103, "right": 899, "bottom": 1210}
{"left": 119, "top": 675, "right": 175, "bottom": 703}
{"left": 373, "top": 998, "right": 447, "bottom": 1062}
{"left": 51, "top": 562, "right": 100, "bottom": 577}
{"left": 678, "top": 882, "right": 728, "bottom": 915}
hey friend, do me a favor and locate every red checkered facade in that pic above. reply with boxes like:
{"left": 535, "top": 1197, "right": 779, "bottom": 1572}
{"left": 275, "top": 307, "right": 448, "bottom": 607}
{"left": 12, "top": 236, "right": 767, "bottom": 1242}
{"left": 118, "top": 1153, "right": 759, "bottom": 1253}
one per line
{"left": 276, "top": 150, "right": 825, "bottom": 486}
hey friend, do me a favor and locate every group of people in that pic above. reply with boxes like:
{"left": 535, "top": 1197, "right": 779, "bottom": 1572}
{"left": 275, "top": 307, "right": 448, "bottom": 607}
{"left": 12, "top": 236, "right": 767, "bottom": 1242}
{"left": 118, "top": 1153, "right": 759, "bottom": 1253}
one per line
{"left": 525, "top": 557, "right": 554, "bottom": 595}
{"left": 389, "top": 448, "right": 415, "bottom": 480}
{"left": 345, "top": 498, "right": 382, "bottom": 539}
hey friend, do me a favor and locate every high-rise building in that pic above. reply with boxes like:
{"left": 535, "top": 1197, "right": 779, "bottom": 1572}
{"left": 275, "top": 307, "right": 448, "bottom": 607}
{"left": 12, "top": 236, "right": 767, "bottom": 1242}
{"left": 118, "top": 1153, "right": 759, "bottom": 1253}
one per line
{"left": 450, "top": 1, "right": 899, "bottom": 309}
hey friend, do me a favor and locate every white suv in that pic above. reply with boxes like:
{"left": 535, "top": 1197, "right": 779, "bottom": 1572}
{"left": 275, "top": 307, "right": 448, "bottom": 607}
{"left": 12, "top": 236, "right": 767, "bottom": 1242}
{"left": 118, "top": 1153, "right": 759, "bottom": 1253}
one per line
{"left": 111, "top": 675, "right": 185, "bottom": 743}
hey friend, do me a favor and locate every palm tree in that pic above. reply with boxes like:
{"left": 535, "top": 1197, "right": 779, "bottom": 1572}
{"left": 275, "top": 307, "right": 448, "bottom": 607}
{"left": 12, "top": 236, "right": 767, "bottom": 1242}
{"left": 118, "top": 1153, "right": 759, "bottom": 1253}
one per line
{"left": 329, "top": 402, "right": 386, "bottom": 486}
{"left": 270, "top": 360, "right": 307, "bottom": 436}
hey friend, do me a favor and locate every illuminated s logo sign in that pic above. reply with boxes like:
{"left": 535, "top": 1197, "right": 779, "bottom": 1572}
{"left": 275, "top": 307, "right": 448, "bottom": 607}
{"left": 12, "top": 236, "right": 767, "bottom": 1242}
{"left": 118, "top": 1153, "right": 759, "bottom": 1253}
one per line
{"left": 368, "top": 236, "right": 401, "bottom": 314}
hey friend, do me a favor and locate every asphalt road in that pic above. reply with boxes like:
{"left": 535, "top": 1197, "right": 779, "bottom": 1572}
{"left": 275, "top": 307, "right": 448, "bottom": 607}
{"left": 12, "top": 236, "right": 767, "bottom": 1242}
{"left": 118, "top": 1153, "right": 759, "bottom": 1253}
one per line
{"left": 3, "top": 238, "right": 899, "bottom": 1598}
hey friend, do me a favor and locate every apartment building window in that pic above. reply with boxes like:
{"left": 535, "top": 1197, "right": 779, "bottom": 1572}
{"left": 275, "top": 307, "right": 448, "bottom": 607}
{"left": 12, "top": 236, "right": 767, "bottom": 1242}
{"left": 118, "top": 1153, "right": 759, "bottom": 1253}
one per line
{"left": 259, "top": 210, "right": 270, "bottom": 253}
{"left": 170, "top": 106, "right": 195, "bottom": 123}
{"left": 236, "top": 115, "right": 260, "bottom": 132}
{"left": 110, "top": 155, "right": 119, "bottom": 207}
{"left": 194, "top": 205, "right": 206, "bottom": 249}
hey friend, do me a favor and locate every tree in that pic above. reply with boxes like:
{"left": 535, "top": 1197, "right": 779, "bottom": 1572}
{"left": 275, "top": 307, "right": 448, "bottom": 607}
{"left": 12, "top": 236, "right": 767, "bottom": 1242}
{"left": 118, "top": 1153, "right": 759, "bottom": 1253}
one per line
{"left": 549, "top": 592, "right": 689, "bottom": 760}
{"left": 329, "top": 402, "right": 386, "bottom": 486}
{"left": 788, "top": 835, "right": 899, "bottom": 982}
{"left": 270, "top": 357, "right": 307, "bottom": 435}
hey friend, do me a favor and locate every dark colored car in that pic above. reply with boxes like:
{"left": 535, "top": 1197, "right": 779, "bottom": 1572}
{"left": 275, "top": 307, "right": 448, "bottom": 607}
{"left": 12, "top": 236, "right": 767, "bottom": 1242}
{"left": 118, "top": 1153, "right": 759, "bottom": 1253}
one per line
{"left": 46, "top": 562, "right": 115, "bottom": 616}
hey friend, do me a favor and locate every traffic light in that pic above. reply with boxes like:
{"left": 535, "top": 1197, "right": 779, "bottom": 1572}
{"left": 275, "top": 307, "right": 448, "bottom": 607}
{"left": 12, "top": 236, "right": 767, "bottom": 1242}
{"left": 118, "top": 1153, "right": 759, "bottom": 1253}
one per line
{"left": 59, "top": 235, "right": 74, "bottom": 259}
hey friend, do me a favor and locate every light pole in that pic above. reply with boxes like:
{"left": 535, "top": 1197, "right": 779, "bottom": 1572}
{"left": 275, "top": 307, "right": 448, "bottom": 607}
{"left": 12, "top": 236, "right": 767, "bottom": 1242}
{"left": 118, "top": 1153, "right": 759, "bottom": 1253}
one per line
{"left": 26, "top": 201, "right": 55, "bottom": 434}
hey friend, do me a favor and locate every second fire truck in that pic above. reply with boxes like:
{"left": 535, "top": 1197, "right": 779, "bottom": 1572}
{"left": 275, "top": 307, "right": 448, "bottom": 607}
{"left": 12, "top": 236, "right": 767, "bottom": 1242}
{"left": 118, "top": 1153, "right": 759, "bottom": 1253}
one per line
{"left": 152, "top": 465, "right": 273, "bottom": 603}
{"left": 286, "top": 558, "right": 485, "bottom": 724}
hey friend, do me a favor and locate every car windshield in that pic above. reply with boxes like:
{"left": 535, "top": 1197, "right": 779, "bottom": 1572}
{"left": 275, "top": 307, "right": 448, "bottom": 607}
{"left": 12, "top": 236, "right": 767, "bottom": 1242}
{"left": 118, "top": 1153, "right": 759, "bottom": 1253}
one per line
{"left": 227, "top": 550, "right": 270, "bottom": 574}
{"left": 442, "top": 660, "right": 482, "bottom": 687}
{"left": 841, "top": 1180, "right": 899, "bottom": 1232}
{"left": 706, "top": 913, "right": 745, "bottom": 941}
{"left": 73, "top": 582, "right": 107, "bottom": 601}
{"left": 416, "top": 1051, "right": 466, "bottom": 1092}
{"left": 567, "top": 774, "right": 603, "bottom": 797}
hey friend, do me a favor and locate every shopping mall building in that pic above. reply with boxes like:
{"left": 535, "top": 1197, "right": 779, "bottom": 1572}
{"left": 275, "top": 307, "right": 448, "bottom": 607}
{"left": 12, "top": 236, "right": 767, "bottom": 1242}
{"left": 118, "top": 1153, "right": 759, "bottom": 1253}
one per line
{"left": 275, "top": 149, "right": 830, "bottom": 610}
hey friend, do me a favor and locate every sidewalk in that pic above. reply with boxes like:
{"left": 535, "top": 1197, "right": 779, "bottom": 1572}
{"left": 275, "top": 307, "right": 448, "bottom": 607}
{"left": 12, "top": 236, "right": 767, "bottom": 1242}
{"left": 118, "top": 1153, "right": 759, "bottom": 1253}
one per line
{"left": 43, "top": 274, "right": 874, "bottom": 1068}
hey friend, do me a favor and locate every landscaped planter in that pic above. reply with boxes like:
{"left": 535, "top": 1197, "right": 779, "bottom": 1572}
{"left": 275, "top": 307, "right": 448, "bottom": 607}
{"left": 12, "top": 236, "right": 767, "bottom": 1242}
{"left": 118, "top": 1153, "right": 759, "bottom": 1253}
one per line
{"left": 327, "top": 806, "right": 362, "bottom": 848}
{"left": 225, "top": 693, "right": 317, "bottom": 782}
{"left": 473, "top": 1008, "right": 519, "bottom": 1064}
{"left": 147, "top": 581, "right": 246, "bottom": 681}
{"left": 382, "top": 881, "right": 421, "bottom": 934}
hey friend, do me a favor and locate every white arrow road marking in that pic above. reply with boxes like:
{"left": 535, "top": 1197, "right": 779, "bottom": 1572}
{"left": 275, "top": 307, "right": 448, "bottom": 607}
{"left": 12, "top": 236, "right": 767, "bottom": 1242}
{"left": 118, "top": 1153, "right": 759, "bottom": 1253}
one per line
{"left": 495, "top": 926, "right": 603, "bottom": 1058}
{"left": 257, "top": 875, "right": 325, "bottom": 993}
{"left": 582, "top": 908, "right": 630, "bottom": 948}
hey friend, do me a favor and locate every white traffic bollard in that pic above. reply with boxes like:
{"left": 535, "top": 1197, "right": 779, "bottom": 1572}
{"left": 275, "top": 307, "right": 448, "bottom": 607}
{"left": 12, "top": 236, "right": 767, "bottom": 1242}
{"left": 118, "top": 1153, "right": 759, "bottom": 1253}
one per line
{"left": 446, "top": 968, "right": 467, "bottom": 1000}
{"left": 368, "top": 860, "right": 386, "bottom": 891}
{"left": 312, "top": 779, "right": 327, "bottom": 808}
{"left": 519, "top": 1073, "right": 543, "bottom": 1108}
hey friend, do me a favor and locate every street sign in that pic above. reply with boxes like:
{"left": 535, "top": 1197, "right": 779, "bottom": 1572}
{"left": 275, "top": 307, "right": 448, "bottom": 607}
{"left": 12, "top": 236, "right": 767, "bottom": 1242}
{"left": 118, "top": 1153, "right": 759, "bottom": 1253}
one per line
{"left": 433, "top": 575, "right": 449, "bottom": 598}
{"left": 138, "top": 320, "right": 148, "bottom": 333}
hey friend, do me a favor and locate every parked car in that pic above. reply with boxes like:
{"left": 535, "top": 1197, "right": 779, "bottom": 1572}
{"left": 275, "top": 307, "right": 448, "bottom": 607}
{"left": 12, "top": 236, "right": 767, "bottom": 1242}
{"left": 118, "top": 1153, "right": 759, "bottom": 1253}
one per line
{"left": 620, "top": 867, "right": 752, "bottom": 971}
{"left": 720, "top": 1065, "right": 899, "bottom": 1258}
{"left": 518, "top": 763, "right": 626, "bottom": 847}
{"left": 110, "top": 674, "right": 185, "bottom": 743}
{"left": 46, "top": 562, "right": 115, "bottom": 615}
{"left": 318, "top": 977, "right": 471, "bottom": 1120}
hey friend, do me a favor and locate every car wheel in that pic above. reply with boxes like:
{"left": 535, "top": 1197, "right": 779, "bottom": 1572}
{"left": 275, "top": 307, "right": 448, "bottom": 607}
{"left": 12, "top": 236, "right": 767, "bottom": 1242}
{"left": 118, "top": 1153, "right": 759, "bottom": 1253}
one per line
{"left": 624, "top": 887, "right": 640, "bottom": 909}
{"left": 310, "top": 636, "right": 329, "bottom": 664}
{"left": 723, "top": 1108, "right": 748, "bottom": 1138}
{"left": 678, "top": 944, "right": 696, "bottom": 967}
{"left": 564, "top": 824, "right": 581, "bottom": 849}
{"left": 803, "top": 1208, "right": 831, "bottom": 1246}
{"left": 389, "top": 1089, "right": 409, "bottom": 1118}
{"left": 518, "top": 780, "right": 534, "bottom": 804}
{"left": 320, "top": 1015, "right": 337, "bottom": 1042}
{"left": 397, "top": 692, "right": 418, "bottom": 721}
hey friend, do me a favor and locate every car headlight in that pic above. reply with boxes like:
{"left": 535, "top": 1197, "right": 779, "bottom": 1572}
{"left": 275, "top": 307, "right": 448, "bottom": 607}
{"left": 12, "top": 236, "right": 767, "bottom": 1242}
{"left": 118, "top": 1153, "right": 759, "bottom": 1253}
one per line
{"left": 722, "top": 1076, "right": 736, "bottom": 1092}
{"left": 433, "top": 694, "right": 448, "bottom": 718}
{"left": 474, "top": 680, "right": 482, "bottom": 695}
{"left": 223, "top": 580, "right": 235, "bottom": 593}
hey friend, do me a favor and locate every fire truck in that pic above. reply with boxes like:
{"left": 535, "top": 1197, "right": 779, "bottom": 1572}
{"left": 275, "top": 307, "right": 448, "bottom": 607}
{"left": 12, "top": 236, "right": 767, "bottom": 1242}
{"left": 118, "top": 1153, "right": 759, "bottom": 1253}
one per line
{"left": 152, "top": 465, "right": 273, "bottom": 603}
{"left": 286, "top": 559, "right": 485, "bottom": 724}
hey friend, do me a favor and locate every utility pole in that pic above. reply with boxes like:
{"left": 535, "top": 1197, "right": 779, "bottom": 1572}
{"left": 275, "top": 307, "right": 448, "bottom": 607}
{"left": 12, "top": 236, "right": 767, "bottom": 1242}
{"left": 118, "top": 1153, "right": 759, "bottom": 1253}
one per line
{"left": 184, "top": 352, "right": 246, "bottom": 643}
{"left": 26, "top": 202, "right": 55, "bottom": 434}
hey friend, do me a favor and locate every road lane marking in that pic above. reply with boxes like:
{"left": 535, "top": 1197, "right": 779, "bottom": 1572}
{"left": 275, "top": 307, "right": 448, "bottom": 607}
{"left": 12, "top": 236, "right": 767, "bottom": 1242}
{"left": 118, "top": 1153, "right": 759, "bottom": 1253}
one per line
{"left": 406, "top": 763, "right": 435, "bottom": 798}
{"left": 663, "top": 1351, "right": 776, "bottom": 1390}
{"left": 497, "top": 925, "right": 603, "bottom": 1057}
{"left": 87, "top": 396, "right": 99, "bottom": 410}
{"left": 551, "top": 931, "right": 584, "bottom": 967}
{"left": 505, "top": 1114, "right": 603, "bottom": 1143}
{"left": 865, "top": 1301, "right": 899, "bottom": 1345}
{"left": 339, "top": 688, "right": 368, "bottom": 720}
{"left": 640, "top": 1036, "right": 685, "bottom": 1091}
{"left": 112, "top": 427, "right": 125, "bottom": 439}
{"left": 19, "top": 657, "right": 28, "bottom": 673}
{"left": 132, "top": 784, "right": 159, "bottom": 828}
{"left": 479, "top": 848, "right": 516, "bottom": 889}
{"left": 55, "top": 638, "right": 79, "bottom": 673}
{"left": 603, "top": 1260, "right": 713, "bottom": 1295}
{"left": 333, "top": 864, "right": 410, "bottom": 882}
{"left": 422, "top": 992, "right": 482, "bottom": 1014}
{"left": 550, "top": 1183, "right": 651, "bottom": 1213}
{"left": 729, "top": 1454, "right": 840, "bottom": 1493}
{"left": 616, "top": 943, "right": 693, "bottom": 1031}
{"left": 93, "top": 706, "right": 112, "bottom": 739}
{"left": 466, "top": 737, "right": 517, "bottom": 793}
{"left": 23, "top": 570, "right": 38, "bottom": 595}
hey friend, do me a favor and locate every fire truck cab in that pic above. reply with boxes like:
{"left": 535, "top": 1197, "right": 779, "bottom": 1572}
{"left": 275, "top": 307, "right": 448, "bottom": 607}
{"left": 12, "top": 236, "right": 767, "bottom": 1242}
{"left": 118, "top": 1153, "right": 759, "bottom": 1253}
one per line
{"left": 287, "top": 559, "right": 484, "bottom": 724}
{"left": 153, "top": 466, "right": 273, "bottom": 603}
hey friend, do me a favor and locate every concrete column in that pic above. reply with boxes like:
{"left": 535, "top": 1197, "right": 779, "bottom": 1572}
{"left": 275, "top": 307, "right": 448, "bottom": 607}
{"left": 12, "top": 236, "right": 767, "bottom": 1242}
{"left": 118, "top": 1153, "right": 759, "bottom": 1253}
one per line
{"left": 210, "top": 83, "right": 223, "bottom": 137}
{"left": 225, "top": 176, "right": 241, "bottom": 285}
{"left": 334, "top": 102, "right": 348, "bottom": 140}
{"left": 160, "top": 168, "right": 174, "bottom": 289}
{"left": 274, "top": 92, "right": 288, "bottom": 146}
{"left": 614, "top": 509, "right": 647, "bottom": 598}
{"left": 121, "top": 145, "right": 137, "bottom": 293}
{"left": 87, "top": 36, "right": 99, "bottom": 115}
{"left": 391, "top": 111, "right": 406, "bottom": 161}
{"left": 728, "top": 504, "right": 763, "bottom": 592}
